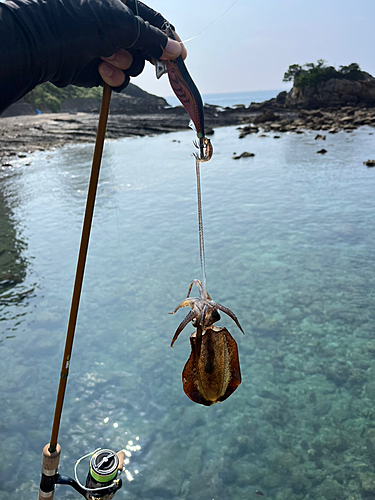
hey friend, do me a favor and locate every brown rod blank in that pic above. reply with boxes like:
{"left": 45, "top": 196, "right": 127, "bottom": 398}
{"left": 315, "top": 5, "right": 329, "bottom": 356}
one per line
{"left": 48, "top": 83, "right": 112, "bottom": 453}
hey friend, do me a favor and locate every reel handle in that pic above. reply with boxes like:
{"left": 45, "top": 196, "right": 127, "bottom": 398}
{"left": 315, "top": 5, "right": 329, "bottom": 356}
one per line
{"left": 116, "top": 450, "right": 125, "bottom": 472}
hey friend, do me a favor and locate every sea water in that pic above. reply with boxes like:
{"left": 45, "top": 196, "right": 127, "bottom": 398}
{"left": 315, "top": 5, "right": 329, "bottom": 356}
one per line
{"left": 0, "top": 125, "right": 375, "bottom": 500}
{"left": 165, "top": 89, "right": 284, "bottom": 108}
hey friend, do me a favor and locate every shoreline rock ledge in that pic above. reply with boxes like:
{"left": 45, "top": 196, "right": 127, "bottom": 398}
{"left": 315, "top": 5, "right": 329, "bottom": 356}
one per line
{"left": 237, "top": 72, "right": 375, "bottom": 136}
{"left": 251, "top": 71, "right": 375, "bottom": 112}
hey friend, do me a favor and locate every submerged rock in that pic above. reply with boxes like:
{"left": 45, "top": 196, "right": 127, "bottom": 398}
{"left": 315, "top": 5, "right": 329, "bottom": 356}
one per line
{"left": 238, "top": 125, "right": 259, "bottom": 138}
{"left": 232, "top": 152, "right": 255, "bottom": 160}
{"left": 316, "top": 478, "right": 346, "bottom": 500}
{"left": 360, "top": 472, "right": 375, "bottom": 496}
{"left": 325, "top": 361, "right": 351, "bottom": 386}
{"left": 365, "top": 429, "right": 375, "bottom": 462}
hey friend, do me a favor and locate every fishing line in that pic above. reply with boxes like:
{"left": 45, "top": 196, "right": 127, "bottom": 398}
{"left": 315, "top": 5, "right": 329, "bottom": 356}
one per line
{"left": 181, "top": 0, "right": 240, "bottom": 44}
{"left": 195, "top": 157, "right": 207, "bottom": 291}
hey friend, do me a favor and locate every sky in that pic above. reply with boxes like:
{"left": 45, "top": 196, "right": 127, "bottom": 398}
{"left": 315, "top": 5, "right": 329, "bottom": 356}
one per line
{"left": 135, "top": 0, "right": 375, "bottom": 97}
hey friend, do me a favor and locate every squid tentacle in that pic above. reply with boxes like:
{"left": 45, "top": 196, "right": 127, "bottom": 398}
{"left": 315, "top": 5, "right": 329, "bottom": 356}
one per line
{"left": 209, "top": 301, "right": 245, "bottom": 334}
{"left": 169, "top": 298, "right": 197, "bottom": 315}
{"left": 171, "top": 309, "right": 196, "bottom": 348}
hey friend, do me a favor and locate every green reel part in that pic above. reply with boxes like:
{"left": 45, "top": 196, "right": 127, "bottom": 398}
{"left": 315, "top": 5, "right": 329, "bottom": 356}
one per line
{"left": 88, "top": 449, "right": 119, "bottom": 485}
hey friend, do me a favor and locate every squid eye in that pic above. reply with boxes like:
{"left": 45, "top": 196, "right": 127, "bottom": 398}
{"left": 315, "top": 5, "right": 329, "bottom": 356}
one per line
{"left": 204, "top": 308, "right": 221, "bottom": 328}
{"left": 212, "top": 310, "right": 221, "bottom": 323}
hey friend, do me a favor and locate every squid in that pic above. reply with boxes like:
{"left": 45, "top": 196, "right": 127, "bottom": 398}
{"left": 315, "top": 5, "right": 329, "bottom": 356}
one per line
{"left": 170, "top": 280, "right": 244, "bottom": 406}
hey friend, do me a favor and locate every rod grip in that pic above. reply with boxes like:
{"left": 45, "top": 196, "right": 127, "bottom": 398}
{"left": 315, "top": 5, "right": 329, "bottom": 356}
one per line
{"left": 37, "top": 443, "right": 61, "bottom": 500}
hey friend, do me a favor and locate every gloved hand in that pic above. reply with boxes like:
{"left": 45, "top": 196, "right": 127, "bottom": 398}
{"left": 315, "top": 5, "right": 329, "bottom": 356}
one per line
{"left": 0, "top": 0, "right": 186, "bottom": 112}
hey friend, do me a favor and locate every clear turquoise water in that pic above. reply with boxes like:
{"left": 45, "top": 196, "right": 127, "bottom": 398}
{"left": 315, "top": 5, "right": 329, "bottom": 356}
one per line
{"left": 1, "top": 126, "right": 375, "bottom": 500}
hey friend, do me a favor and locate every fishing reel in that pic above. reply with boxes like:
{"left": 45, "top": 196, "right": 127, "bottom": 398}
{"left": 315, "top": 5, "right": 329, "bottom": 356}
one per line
{"left": 83, "top": 449, "right": 122, "bottom": 499}
{"left": 39, "top": 447, "right": 124, "bottom": 500}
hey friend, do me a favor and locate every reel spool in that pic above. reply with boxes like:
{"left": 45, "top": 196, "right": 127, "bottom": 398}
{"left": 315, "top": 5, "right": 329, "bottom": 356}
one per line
{"left": 85, "top": 449, "right": 120, "bottom": 497}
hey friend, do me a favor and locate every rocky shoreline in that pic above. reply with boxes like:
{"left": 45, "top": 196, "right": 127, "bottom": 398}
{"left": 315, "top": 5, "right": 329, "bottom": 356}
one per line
{"left": 237, "top": 105, "right": 375, "bottom": 138}
{"left": 0, "top": 104, "right": 251, "bottom": 160}
{"left": 1, "top": 92, "right": 375, "bottom": 163}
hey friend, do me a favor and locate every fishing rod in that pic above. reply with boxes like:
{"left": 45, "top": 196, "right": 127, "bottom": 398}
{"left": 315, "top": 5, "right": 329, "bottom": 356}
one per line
{"left": 37, "top": 85, "right": 126, "bottom": 500}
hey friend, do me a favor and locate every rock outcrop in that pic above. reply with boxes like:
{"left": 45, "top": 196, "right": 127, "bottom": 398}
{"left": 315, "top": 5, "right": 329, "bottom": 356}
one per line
{"left": 284, "top": 72, "right": 375, "bottom": 109}
{"left": 251, "top": 72, "right": 375, "bottom": 112}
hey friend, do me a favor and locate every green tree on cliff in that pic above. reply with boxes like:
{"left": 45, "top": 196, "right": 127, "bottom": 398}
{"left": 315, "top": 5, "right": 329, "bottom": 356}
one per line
{"left": 283, "top": 60, "right": 363, "bottom": 88}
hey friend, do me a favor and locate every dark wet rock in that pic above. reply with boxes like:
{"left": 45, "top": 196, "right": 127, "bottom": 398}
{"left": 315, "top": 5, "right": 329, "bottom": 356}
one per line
{"left": 315, "top": 133, "right": 326, "bottom": 140}
{"left": 273, "top": 135, "right": 281, "bottom": 139}
{"left": 364, "top": 159, "right": 375, "bottom": 167}
{"left": 317, "top": 148, "right": 327, "bottom": 154}
{"left": 232, "top": 152, "right": 255, "bottom": 159}
{"left": 253, "top": 109, "right": 279, "bottom": 124}
{"left": 275, "top": 90, "right": 287, "bottom": 104}
{"left": 238, "top": 125, "right": 259, "bottom": 138}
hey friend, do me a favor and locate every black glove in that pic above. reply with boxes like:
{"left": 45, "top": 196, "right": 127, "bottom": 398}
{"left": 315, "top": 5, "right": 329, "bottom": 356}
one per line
{"left": 0, "top": 0, "right": 172, "bottom": 113}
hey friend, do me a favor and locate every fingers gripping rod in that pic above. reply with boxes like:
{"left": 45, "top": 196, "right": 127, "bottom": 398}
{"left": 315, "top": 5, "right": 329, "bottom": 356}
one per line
{"left": 38, "top": 84, "right": 112, "bottom": 500}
